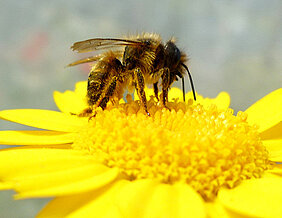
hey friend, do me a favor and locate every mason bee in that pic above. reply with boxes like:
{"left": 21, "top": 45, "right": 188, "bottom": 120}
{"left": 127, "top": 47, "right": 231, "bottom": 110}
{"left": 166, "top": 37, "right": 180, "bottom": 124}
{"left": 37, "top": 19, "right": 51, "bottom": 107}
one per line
{"left": 68, "top": 33, "right": 196, "bottom": 115}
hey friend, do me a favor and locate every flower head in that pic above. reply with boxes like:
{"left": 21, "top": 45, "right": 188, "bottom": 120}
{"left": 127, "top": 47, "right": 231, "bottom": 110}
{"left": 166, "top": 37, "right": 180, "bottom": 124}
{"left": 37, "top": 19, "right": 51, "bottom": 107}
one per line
{"left": 0, "top": 82, "right": 281, "bottom": 218}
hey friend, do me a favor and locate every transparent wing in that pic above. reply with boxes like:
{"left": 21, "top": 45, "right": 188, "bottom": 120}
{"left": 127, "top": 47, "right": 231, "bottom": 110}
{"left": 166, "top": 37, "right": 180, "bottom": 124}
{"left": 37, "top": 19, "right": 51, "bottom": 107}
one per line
{"left": 71, "top": 38, "right": 144, "bottom": 53}
{"left": 67, "top": 55, "right": 102, "bottom": 67}
{"left": 67, "top": 50, "right": 124, "bottom": 67}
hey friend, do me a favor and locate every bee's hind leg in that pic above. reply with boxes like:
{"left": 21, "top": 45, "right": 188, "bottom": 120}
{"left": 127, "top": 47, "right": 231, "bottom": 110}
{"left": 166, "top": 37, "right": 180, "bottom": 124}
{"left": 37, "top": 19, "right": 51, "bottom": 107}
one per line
{"left": 88, "top": 78, "right": 117, "bottom": 121}
{"left": 96, "top": 76, "right": 118, "bottom": 110}
{"left": 70, "top": 107, "right": 93, "bottom": 117}
{"left": 77, "top": 107, "right": 93, "bottom": 117}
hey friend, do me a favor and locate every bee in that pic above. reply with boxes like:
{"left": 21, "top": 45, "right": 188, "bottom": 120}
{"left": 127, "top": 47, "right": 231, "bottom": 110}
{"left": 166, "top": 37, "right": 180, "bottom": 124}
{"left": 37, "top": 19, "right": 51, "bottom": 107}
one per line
{"left": 68, "top": 33, "right": 196, "bottom": 115}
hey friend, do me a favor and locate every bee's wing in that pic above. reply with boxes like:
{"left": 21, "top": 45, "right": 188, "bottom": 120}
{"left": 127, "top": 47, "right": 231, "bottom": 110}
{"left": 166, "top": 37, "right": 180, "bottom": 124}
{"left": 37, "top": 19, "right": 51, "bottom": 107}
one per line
{"left": 67, "top": 50, "right": 124, "bottom": 67}
{"left": 67, "top": 55, "right": 102, "bottom": 67}
{"left": 71, "top": 38, "right": 144, "bottom": 53}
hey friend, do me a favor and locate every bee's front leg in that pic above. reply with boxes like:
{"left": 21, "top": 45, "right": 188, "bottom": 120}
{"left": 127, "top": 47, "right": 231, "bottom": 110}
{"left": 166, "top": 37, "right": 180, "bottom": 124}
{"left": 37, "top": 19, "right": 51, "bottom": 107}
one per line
{"left": 161, "top": 67, "right": 170, "bottom": 107}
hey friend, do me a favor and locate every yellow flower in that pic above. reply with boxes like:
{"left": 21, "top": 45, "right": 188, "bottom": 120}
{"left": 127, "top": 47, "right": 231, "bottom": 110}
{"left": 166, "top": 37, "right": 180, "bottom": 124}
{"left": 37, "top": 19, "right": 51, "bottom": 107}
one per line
{"left": 0, "top": 81, "right": 281, "bottom": 218}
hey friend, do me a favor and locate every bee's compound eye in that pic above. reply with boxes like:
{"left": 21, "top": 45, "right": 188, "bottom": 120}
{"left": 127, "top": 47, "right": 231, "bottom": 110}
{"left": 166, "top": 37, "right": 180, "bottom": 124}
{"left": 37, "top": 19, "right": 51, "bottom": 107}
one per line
{"left": 164, "top": 41, "right": 181, "bottom": 66}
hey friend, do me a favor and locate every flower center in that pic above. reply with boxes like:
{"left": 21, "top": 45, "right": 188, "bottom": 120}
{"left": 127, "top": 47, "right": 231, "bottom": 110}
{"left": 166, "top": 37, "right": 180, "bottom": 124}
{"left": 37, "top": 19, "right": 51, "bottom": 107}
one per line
{"left": 72, "top": 98, "right": 270, "bottom": 201}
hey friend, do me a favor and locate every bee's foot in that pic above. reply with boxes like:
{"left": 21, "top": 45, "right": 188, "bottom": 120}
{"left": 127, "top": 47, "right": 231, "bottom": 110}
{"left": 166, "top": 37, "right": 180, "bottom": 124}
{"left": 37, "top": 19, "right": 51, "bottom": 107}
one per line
{"left": 88, "top": 111, "right": 97, "bottom": 121}
{"left": 163, "top": 105, "right": 171, "bottom": 111}
{"left": 70, "top": 108, "right": 93, "bottom": 117}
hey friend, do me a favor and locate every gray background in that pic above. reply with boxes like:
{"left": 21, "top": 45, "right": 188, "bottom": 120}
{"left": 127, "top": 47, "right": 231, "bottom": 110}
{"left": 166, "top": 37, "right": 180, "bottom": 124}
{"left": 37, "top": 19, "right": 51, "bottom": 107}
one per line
{"left": 0, "top": 0, "right": 282, "bottom": 217}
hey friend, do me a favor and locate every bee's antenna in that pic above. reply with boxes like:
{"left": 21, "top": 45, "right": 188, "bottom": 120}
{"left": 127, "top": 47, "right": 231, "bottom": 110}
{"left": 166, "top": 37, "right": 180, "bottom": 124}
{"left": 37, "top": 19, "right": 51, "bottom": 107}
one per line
{"left": 181, "top": 76, "right": 185, "bottom": 102}
{"left": 181, "top": 63, "right": 196, "bottom": 101}
{"left": 176, "top": 71, "right": 186, "bottom": 102}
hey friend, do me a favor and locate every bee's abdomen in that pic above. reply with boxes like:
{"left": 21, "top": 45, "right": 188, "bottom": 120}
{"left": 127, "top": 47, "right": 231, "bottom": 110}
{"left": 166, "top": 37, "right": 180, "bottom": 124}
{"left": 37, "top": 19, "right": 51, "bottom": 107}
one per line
{"left": 86, "top": 55, "right": 122, "bottom": 109}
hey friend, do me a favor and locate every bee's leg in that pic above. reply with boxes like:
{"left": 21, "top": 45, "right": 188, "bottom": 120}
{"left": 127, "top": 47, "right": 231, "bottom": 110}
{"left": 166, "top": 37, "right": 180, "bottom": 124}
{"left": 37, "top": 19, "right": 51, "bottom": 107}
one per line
{"left": 75, "top": 107, "right": 93, "bottom": 117}
{"left": 153, "top": 82, "right": 159, "bottom": 101}
{"left": 134, "top": 68, "right": 150, "bottom": 116}
{"left": 161, "top": 68, "right": 170, "bottom": 106}
{"left": 96, "top": 76, "right": 117, "bottom": 110}
{"left": 99, "top": 97, "right": 109, "bottom": 110}
{"left": 72, "top": 106, "right": 96, "bottom": 121}
{"left": 88, "top": 109, "right": 97, "bottom": 121}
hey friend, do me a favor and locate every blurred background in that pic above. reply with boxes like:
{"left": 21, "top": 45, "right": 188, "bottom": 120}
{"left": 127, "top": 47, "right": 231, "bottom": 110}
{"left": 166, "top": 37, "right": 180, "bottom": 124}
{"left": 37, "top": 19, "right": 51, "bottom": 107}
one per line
{"left": 0, "top": 0, "right": 281, "bottom": 217}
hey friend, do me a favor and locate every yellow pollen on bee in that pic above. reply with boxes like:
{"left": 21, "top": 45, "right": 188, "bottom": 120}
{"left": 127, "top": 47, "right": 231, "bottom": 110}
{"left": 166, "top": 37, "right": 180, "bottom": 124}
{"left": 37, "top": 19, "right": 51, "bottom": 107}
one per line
{"left": 72, "top": 97, "right": 271, "bottom": 201}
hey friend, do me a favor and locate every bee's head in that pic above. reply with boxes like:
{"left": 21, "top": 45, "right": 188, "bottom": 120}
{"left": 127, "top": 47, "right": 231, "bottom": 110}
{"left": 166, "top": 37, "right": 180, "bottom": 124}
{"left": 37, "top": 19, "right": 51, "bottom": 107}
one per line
{"left": 164, "top": 40, "right": 183, "bottom": 86}
{"left": 164, "top": 40, "right": 196, "bottom": 101}
{"left": 164, "top": 40, "right": 181, "bottom": 69}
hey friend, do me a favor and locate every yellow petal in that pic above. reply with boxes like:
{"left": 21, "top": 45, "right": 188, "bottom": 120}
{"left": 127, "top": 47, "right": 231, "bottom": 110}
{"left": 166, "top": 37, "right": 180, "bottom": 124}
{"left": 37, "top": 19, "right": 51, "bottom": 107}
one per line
{"left": 139, "top": 183, "right": 175, "bottom": 218}
{"left": 0, "top": 130, "right": 74, "bottom": 145}
{"left": 38, "top": 180, "right": 206, "bottom": 218}
{"left": 262, "top": 171, "right": 282, "bottom": 179}
{"left": 172, "top": 183, "right": 206, "bottom": 218}
{"left": 263, "top": 139, "right": 282, "bottom": 162}
{"left": 0, "top": 181, "right": 12, "bottom": 190}
{"left": 206, "top": 200, "right": 234, "bottom": 218}
{"left": 134, "top": 86, "right": 188, "bottom": 102}
{"left": 37, "top": 195, "right": 82, "bottom": 218}
{"left": 206, "top": 201, "right": 255, "bottom": 218}
{"left": 0, "top": 149, "right": 93, "bottom": 178}
{"left": 15, "top": 166, "right": 118, "bottom": 199}
{"left": 134, "top": 86, "right": 230, "bottom": 110}
{"left": 114, "top": 179, "right": 159, "bottom": 218}
{"left": 67, "top": 180, "right": 127, "bottom": 218}
{"left": 38, "top": 180, "right": 127, "bottom": 218}
{"left": 134, "top": 86, "right": 155, "bottom": 101}
{"left": 0, "top": 109, "right": 87, "bottom": 132}
{"left": 218, "top": 177, "right": 282, "bottom": 218}
{"left": 208, "top": 92, "right": 230, "bottom": 110}
{"left": 190, "top": 91, "right": 230, "bottom": 110}
{"left": 142, "top": 183, "right": 206, "bottom": 218}
{"left": 80, "top": 179, "right": 205, "bottom": 218}
{"left": 266, "top": 164, "right": 282, "bottom": 177}
{"left": 10, "top": 144, "right": 73, "bottom": 150}
{"left": 53, "top": 90, "right": 88, "bottom": 114}
{"left": 0, "top": 149, "right": 118, "bottom": 198}
{"left": 269, "top": 152, "right": 282, "bottom": 162}
{"left": 245, "top": 88, "right": 282, "bottom": 133}
{"left": 74, "top": 81, "right": 87, "bottom": 97}
{"left": 169, "top": 87, "right": 184, "bottom": 101}
{"left": 260, "top": 122, "right": 282, "bottom": 140}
